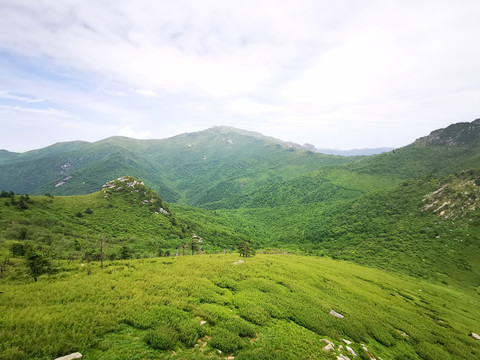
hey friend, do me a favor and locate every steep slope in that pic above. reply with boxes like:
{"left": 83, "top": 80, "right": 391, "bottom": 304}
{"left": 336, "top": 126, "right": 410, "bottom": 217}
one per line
{"left": 140, "top": 127, "right": 358, "bottom": 206}
{"left": 205, "top": 168, "right": 398, "bottom": 209}
{"left": 0, "top": 149, "right": 19, "bottom": 165}
{"left": 0, "top": 126, "right": 356, "bottom": 205}
{"left": 224, "top": 171, "right": 480, "bottom": 286}
{"left": 351, "top": 119, "right": 480, "bottom": 178}
{"left": 0, "top": 177, "right": 248, "bottom": 260}
{"left": 1, "top": 255, "right": 479, "bottom": 360}
{"left": 0, "top": 139, "right": 180, "bottom": 200}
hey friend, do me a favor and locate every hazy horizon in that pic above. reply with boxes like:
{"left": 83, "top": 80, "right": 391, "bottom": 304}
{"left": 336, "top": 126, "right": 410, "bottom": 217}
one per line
{"left": 0, "top": 124, "right": 401, "bottom": 154}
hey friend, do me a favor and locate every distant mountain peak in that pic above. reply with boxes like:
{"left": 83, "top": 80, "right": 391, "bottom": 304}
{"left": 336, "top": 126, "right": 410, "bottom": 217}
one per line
{"left": 208, "top": 126, "right": 271, "bottom": 139}
{"left": 415, "top": 119, "right": 480, "bottom": 147}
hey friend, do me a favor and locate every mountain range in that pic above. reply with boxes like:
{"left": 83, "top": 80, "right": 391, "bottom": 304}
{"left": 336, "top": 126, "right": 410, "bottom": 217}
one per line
{"left": 0, "top": 120, "right": 477, "bottom": 197}
{"left": 2, "top": 119, "right": 480, "bottom": 359}
{"left": 1, "top": 119, "right": 480, "bottom": 287}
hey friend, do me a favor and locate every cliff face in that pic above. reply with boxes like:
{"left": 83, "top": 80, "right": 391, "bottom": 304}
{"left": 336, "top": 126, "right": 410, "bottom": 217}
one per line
{"left": 415, "top": 119, "right": 480, "bottom": 147}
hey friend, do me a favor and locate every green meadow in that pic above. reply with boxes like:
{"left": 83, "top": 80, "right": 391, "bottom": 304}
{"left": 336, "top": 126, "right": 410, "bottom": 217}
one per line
{"left": 1, "top": 254, "right": 479, "bottom": 360}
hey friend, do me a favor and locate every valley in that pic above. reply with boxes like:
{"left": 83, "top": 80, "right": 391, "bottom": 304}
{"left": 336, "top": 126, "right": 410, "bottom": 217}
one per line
{"left": 1, "top": 121, "right": 480, "bottom": 359}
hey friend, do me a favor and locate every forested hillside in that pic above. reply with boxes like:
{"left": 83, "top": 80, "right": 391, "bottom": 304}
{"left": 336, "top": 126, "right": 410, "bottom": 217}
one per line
{"left": 2, "top": 120, "right": 480, "bottom": 286}
{"left": 0, "top": 126, "right": 355, "bottom": 205}
{"left": 0, "top": 177, "right": 248, "bottom": 262}
{"left": 2, "top": 120, "right": 480, "bottom": 359}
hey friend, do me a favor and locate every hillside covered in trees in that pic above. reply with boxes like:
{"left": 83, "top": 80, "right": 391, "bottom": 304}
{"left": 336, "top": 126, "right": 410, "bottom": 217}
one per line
{"left": 1, "top": 120, "right": 480, "bottom": 359}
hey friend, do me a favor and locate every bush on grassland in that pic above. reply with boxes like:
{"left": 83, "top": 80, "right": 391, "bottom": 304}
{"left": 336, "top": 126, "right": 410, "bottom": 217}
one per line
{"left": 144, "top": 326, "right": 178, "bottom": 350}
{"left": 209, "top": 327, "right": 244, "bottom": 354}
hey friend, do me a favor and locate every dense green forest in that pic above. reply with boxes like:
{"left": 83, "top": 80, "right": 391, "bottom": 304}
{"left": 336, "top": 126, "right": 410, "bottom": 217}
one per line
{"left": 1, "top": 121, "right": 480, "bottom": 359}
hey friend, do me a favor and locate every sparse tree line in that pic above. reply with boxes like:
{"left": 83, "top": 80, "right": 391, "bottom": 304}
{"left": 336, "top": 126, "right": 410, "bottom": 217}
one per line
{"left": 1, "top": 192, "right": 33, "bottom": 210}
{"left": 3, "top": 236, "right": 255, "bottom": 282}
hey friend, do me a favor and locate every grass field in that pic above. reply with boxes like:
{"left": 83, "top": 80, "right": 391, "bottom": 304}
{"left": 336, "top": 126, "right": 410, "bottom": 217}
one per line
{"left": 1, "top": 254, "right": 479, "bottom": 359}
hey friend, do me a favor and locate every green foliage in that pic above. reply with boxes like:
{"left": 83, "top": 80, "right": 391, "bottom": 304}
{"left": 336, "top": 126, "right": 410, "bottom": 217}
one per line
{"left": 10, "top": 242, "right": 28, "bottom": 257}
{"left": 144, "top": 326, "right": 178, "bottom": 350}
{"left": 210, "top": 327, "right": 244, "bottom": 353}
{"left": 238, "top": 240, "right": 255, "bottom": 257}
{"left": 238, "top": 304, "right": 270, "bottom": 326}
{"left": 25, "top": 250, "right": 52, "bottom": 282}
{"left": 2, "top": 122, "right": 480, "bottom": 358}
{"left": 220, "top": 317, "right": 256, "bottom": 338}
{"left": 120, "top": 245, "right": 131, "bottom": 260}
{"left": 0, "top": 181, "right": 249, "bottom": 260}
{"left": 1, "top": 254, "right": 480, "bottom": 359}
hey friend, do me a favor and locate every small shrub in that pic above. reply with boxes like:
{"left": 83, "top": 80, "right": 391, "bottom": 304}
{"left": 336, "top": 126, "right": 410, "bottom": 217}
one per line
{"left": 415, "top": 342, "right": 451, "bottom": 360}
{"left": 238, "top": 305, "right": 270, "bottom": 326}
{"left": 236, "top": 347, "right": 286, "bottom": 360}
{"left": 221, "top": 318, "right": 256, "bottom": 338}
{"left": 177, "top": 322, "right": 202, "bottom": 348}
{"left": 395, "top": 353, "right": 417, "bottom": 360}
{"left": 0, "top": 346, "right": 27, "bottom": 360}
{"left": 215, "top": 276, "right": 238, "bottom": 291}
{"left": 209, "top": 327, "right": 243, "bottom": 354}
{"left": 10, "top": 242, "right": 28, "bottom": 257}
{"left": 144, "top": 326, "right": 178, "bottom": 350}
{"left": 11, "top": 226, "right": 30, "bottom": 240}
{"left": 370, "top": 328, "right": 396, "bottom": 347}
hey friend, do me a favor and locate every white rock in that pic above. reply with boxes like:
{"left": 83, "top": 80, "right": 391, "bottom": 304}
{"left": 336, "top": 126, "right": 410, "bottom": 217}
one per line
{"left": 346, "top": 345, "right": 357, "bottom": 356}
{"left": 321, "top": 339, "right": 335, "bottom": 352}
{"left": 330, "top": 309, "right": 344, "bottom": 318}
{"left": 200, "top": 321, "right": 207, "bottom": 325}
{"left": 233, "top": 260, "right": 245, "bottom": 265}
{"left": 323, "top": 343, "right": 334, "bottom": 352}
{"left": 337, "top": 355, "right": 351, "bottom": 360}
{"left": 343, "top": 339, "right": 352, "bottom": 345}
{"left": 55, "top": 352, "right": 82, "bottom": 360}
{"left": 472, "top": 332, "right": 480, "bottom": 340}
{"left": 362, "top": 346, "right": 376, "bottom": 360}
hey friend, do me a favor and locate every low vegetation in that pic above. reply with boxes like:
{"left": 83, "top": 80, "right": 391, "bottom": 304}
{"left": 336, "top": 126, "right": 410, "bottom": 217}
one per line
{"left": 1, "top": 254, "right": 479, "bottom": 360}
{"left": 2, "top": 121, "right": 480, "bottom": 358}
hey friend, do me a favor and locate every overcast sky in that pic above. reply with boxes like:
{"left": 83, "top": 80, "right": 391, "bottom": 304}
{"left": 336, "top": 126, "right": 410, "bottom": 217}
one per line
{"left": 1, "top": 0, "right": 479, "bottom": 152}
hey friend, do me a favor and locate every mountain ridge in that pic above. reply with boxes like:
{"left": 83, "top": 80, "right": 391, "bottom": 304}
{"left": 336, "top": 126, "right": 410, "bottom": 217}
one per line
{"left": 0, "top": 126, "right": 356, "bottom": 202}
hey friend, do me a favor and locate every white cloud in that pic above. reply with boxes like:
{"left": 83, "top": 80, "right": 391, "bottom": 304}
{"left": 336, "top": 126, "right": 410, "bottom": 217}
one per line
{"left": 135, "top": 89, "right": 158, "bottom": 97}
{"left": 0, "top": 91, "right": 44, "bottom": 103}
{"left": 118, "top": 126, "right": 152, "bottom": 139}
{"left": 224, "top": 98, "right": 288, "bottom": 116}
{"left": 0, "top": 104, "right": 70, "bottom": 117}
{"left": 1, "top": 0, "right": 480, "bottom": 151}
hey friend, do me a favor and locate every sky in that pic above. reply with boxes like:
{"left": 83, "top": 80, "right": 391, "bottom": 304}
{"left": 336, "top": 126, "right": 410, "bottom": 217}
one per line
{"left": 1, "top": 0, "right": 480, "bottom": 153}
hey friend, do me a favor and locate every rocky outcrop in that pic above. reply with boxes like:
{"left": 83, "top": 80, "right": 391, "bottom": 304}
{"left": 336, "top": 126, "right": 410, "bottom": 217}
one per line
{"left": 55, "top": 176, "right": 73, "bottom": 187}
{"left": 414, "top": 119, "right": 480, "bottom": 147}
{"left": 321, "top": 339, "right": 335, "bottom": 352}
{"left": 422, "top": 170, "right": 480, "bottom": 220}
{"left": 321, "top": 338, "right": 361, "bottom": 358}
{"left": 102, "top": 176, "right": 144, "bottom": 190}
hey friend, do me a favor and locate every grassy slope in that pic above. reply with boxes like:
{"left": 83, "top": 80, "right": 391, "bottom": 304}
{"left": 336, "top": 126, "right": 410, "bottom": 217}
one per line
{"left": 2, "top": 170, "right": 479, "bottom": 287}
{"left": 1, "top": 254, "right": 479, "bottom": 360}
{"left": 0, "top": 186, "right": 248, "bottom": 261}
{"left": 350, "top": 121, "right": 480, "bottom": 180}
{"left": 218, "top": 172, "right": 480, "bottom": 287}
